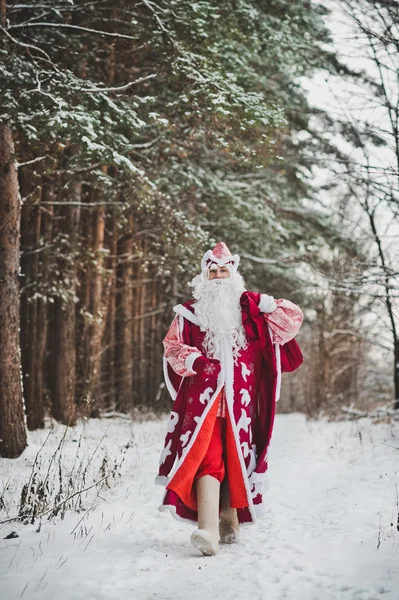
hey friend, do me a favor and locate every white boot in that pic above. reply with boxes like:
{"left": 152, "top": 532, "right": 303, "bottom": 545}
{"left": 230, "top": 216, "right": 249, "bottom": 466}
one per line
{"left": 191, "top": 475, "right": 220, "bottom": 556}
{"left": 219, "top": 480, "right": 239, "bottom": 544}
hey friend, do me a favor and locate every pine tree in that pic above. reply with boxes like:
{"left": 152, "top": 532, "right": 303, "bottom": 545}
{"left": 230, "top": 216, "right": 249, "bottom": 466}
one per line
{"left": 0, "top": 122, "right": 27, "bottom": 457}
{"left": 0, "top": 0, "right": 368, "bottom": 424}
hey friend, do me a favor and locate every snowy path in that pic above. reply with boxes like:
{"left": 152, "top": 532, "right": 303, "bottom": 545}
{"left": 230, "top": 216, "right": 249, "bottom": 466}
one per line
{"left": 1, "top": 413, "right": 398, "bottom": 600}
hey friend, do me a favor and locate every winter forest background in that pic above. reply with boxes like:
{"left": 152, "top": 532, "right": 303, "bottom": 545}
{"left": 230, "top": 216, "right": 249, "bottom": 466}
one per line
{"left": 1, "top": 0, "right": 398, "bottom": 459}
{"left": 1, "top": 1, "right": 399, "bottom": 595}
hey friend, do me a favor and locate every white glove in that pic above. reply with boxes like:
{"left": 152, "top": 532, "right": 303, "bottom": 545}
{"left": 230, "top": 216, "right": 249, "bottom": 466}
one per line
{"left": 258, "top": 294, "right": 277, "bottom": 313}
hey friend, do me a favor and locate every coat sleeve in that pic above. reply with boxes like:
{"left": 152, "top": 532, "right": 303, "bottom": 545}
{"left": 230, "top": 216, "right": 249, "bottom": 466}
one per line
{"left": 163, "top": 316, "right": 202, "bottom": 377}
{"left": 263, "top": 298, "right": 304, "bottom": 345}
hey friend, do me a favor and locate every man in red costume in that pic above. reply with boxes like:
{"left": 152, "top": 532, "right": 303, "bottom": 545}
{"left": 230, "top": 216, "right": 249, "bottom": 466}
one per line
{"left": 156, "top": 242, "right": 303, "bottom": 556}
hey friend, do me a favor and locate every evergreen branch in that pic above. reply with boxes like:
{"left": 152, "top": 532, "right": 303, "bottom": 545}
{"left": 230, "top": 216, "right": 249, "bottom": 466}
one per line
{"left": 139, "top": 0, "right": 169, "bottom": 34}
{"left": 241, "top": 253, "right": 278, "bottom": 265}
{"left": 241, "top": 253, "right": 300, "bottom": 267}
{"left": 131, "top": 136, "right": 161, "bottom": 149}
{"left": 17, "top": 155, "right": 47, "bottom": 168}
{"left": 75, "top": 74, "right": 156, "bottom": 93}
{"left": 53, "top": 162, "right": 103, "bottom": 175}
{"left": 38, "top": 201, "right": 125, "bottom": 207}
{"left": 0, "top": 25, "right": 55, "bottom": 63}
{"left": 8, "top": 22, "right": 138, "bottom": 40}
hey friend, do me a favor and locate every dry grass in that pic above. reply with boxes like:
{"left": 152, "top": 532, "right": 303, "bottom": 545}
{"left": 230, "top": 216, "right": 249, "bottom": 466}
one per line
{"left": 0, "top": 417, "right": 134, "bottom": 527}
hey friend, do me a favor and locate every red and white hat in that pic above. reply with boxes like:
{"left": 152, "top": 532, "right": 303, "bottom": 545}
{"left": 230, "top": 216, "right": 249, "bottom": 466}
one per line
{"left": 201, "top": 242, "right": 240, "bottom": 272}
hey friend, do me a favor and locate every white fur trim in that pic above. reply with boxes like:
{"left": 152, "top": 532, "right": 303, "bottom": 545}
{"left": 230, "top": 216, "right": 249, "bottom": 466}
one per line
{"left": 201, "top": 250, "right": 240, "bottom": 272}
{"left": 159, "top": 503, "right": 195, "bottom": 525}
{"left": 268, "top": 325, "right": 281, "bottom": 402}
{"left": 275, "top": 341, "right": 281, "bottom": 402}
{"left": 154, "top": 475, "right": 169, "bottom": 486}
{"left": 258, "top": 294, "right": 277, "bottom": 313}
{"left": 173, "top": 304, "right": 200, "bottom": 326}
{"left": 223, "top": 337, "right": 256, "bottom": 523}
{"left": 201, "top": 249, "right": 213, "bottom": 270}
{"left": 185, "top": 352, "right": 202, "bottom": 374}
{"left": 163, "top": 356, "right": 177, "bottom": 401}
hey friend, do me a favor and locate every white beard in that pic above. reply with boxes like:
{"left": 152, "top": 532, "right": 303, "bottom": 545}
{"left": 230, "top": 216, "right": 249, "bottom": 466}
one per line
{"left": 189, "top": 270, "right": 247, "bottom": 361}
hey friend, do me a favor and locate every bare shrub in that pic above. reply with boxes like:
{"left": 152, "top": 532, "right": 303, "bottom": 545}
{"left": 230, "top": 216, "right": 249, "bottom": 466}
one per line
{"left": 0, "top": 418, "right": 133, "bottom": 526}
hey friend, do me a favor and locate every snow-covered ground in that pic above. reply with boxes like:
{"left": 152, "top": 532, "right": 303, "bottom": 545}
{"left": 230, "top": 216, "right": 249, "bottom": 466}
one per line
{"left": 0, "top": 413, "right": 398, "bottom": 600}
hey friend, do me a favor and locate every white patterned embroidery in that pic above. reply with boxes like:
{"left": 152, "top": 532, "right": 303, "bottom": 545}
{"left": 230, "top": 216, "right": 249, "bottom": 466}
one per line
{"left": 264, "top": 298, "right": 303, "bottom": 345}
{"left": 199, "top": 387, "right": 213, "bottom": 405}
{"left": 167, "top": 411, "right": 179, "bottom": 433}
{"left": 248, "top": 445, "right": 257, "bottom": 473}
{"left": 241, "top": 442, "right": 257, "bottom": 473}
{"left": 163, "top": 316, "right": 202, "bottom": 376}
{"left": 180, "top": 430, "right": 192, "bottom": 448}
{"left": 159, "top": 439, "right": 172, "bottom": 465}
{"left": 237, "top": 408, "right": 251, "bottom": 433}
{"left": 241, "top": 441, "right": 250, "bottom": 458}
{"left": 204, "top": 362, "right": 217, "bottom": 375}
{"left": 240, "top": 388, "right": 251, "bottom": 407}
{"left": 251, "top": 482, "right": 262, "bottom": 498}
{"left": 241, "top": 362, "right": 251, "bottom": 382}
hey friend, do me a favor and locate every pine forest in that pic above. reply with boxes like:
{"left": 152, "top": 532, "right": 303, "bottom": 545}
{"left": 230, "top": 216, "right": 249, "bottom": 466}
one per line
{"left": 1, "top": 1, "right": 399, "bottom": 596}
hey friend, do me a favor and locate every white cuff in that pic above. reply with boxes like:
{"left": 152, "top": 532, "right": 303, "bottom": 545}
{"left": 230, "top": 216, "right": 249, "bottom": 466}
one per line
{"left": 258, "top": 294, "right": 276, "bottom": 313}
{"left": 185, "top": 352, "right": 202, "bottom": 374}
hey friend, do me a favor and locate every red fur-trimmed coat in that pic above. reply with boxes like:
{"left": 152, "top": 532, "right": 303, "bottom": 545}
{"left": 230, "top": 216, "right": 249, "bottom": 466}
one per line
{"left": 155, "top": 291, "right": 304, "bottom": 523}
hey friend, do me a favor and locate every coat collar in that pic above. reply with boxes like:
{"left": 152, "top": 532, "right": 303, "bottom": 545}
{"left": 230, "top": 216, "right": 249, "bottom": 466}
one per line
{"left": 173, "top": 302, "right": 200, "bottom": 326}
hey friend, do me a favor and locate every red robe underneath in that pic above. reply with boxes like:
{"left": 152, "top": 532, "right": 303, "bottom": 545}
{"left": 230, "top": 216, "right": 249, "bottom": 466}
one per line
{"left": 156, "top": 291, "right": 304, "bottom": 523}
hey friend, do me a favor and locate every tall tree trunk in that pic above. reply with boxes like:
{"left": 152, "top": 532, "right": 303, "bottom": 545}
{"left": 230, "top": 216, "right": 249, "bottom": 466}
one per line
{"left": 149, "top": 276, "right": 157, "bottom": 404}
{"left": 50, "top": 182, "right": 81, "bottom": 425}
{"left": 101, "top": 215, "right": 118, "bottom": 409}
{"left": 75, "top": 191, "right": 93, "bottom": 407}
{"left": 138, "top": 259, "right": 146, "bottom": 404}
{"left": 313, "top": 301, "right": 328, "bottom": 413}
{"left": 39, "top": 189, "right": 54, "bottom": 417}
{"left": 87, "top": 202, "right": 105, "bottom": 415}
{"left": 0, "top": 124, "right": 27, "bottom": 457}
{"left": 115, "top": 213, "right": 134, "bottom": 412}
{"left": 395, "top": 338, "right": 399, "bottom": 410}
{"left": 20, "top": 201, "right": 45, "bottom": 429}
{"left": 52, "top": 295, "right": 77, "bottom": 424}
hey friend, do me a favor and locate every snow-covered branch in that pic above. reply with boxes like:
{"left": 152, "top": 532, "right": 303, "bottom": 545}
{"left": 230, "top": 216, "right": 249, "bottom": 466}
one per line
{"left": 17, "top": 156, "right": 47, "bottom": 169}
{"left": 77, "top": 74, "right": 157, "bottom": 94}
{"left": 8, "top": 21, "right": 137, "bottom": 40}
